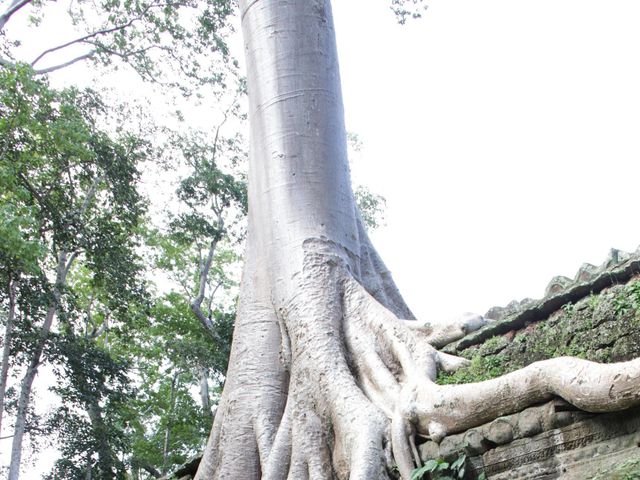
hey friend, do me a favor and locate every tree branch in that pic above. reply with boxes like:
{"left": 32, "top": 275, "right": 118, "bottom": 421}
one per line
{"left": 141, "top": 463, "right": 161, "bottom": 478}
{"left": 33, "top": 51, "right": 96, "bottom": 75}
{"left": 78, "top": 174, "right": 104, "bottom": 216}
{"left": 190, "top": 232, "right": 223, "bottom": 345}
{"left": 85, "top": 41, "right": 160, "bottom": 57}
{"left": 30, "top": 8, "right": 149, "bottom": 67}
{"left": 63, "top": 251, "right": 79, "bottom": 278}
{"left": 88, "top": 314, "right": 109, "bottom": 340}
{"left": 16, "top": 171, "right": 53, "bottom": 214}
{"left": 0, "top": 0, "right": 33, "bottom": 31}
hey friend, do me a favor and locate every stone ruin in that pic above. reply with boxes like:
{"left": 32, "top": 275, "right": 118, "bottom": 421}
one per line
{"left": 430, "top": 247, "right": 640, "bottom": 479}
{"left": 165, "top": 247, "right": 640, "bottom": 479}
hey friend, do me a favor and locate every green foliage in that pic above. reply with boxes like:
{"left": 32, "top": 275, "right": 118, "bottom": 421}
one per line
{"left": 478, "top": 335, "right": 508, "bottom": 355}
{"left": 587, "top": 293, "right": 600, "bottom": 312}
{"left": 118, "top": 96, "right": 245, "bottom": 475}
{"left": 438, "top": 353, "right": 505, "bottom": 385}
{"left": 0, "top": 64, "right": 147, "bottom": 265}
{"left": 45, "top": 335, "right": 131, "bottom": 480}
{"left": 0, "top": 202, "right": 44, "bottom": 276}
{"left": 589, "top": 457, "right": 640, "bottom": 480}
{"left": 117, "top": 291, "right": 234, "bottom": 476}
{"left": 0, "top": 64, "right": 149, "bottom": 333}
{"left": 0, "top": 63, "right": 150, "bottom": 476}
{"left": 354, "top": 185, "right": 387, "bottom": 231}
{"left": 1, "top": 0, "right": 238, "bottom": 95}
{"left": 561, "top": 301, "right": 575, "bottom": 316}
{"left": 411, "top": 453, "right": 467, "bottom": 480}
{"left": 1, "top": 0, "right": 245, "bottom": 476}
{"left": 613, "top": 281, "right": 640, "bottom": 319}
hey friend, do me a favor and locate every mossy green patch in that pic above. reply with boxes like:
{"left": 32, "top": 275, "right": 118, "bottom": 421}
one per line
{"left": 438, "top": 278, "right": 640, "bottom": 386}
{"left": 589, "top": 457, "right": 640, "bottom": 480}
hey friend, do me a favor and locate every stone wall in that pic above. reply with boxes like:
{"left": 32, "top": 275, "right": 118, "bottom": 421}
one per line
{"left": 430, "top": 247, "right": 640, "bottom": 479}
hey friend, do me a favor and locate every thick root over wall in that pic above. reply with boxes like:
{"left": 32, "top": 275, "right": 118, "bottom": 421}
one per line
{"left": 196, "top": 245, "right": 640, "bottom": 480}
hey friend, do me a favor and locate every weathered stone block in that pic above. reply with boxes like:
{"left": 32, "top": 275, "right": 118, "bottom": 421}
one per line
{"left": 478, "top": 406, "right": 640, "bottom": 479}
{"left": 463, "top": 428, "right": 489, "bottom": 456}
{"left": 484, "top": 418, "right": 514, "bottom": 445}
{"left": 438, "top": 432, "right": 466, "bottom": 461}
{"left": 418, "top": 440, "right": 439, "bottom": 462}
{"left": 516, "top": 407, "right": 542, "bottom": 438}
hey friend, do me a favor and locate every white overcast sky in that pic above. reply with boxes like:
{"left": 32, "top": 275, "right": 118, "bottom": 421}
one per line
{"left": 333, "top": 0, "right": 640, "bottom": 323}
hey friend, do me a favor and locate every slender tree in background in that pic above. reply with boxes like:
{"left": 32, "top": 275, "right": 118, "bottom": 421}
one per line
{"left": 0, "top": 0, "right": 242, "bottom": 475}
{"left": 0, "top": 65, "right": 242, "bottom": 476}
{"left": 195, "top": 1, "right": 640, "bottom": 479}
{"left": 0, "top": 65, "right": 148, "bottom": 479}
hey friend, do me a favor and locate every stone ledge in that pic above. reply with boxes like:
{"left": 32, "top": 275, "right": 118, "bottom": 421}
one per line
{"left": 443, "top": 255, "right": 640, "bottom": 354}
{"left": 418, "top": 402, "right": 640, "bottom": 479}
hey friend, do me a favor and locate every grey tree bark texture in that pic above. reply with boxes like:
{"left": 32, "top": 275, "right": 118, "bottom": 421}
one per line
{"left": 195, "top": 1, "right": 640, "bottom": 479}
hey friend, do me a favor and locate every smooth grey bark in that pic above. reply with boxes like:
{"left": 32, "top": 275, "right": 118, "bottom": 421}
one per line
{"left": 195, "top": 1, "right": 640, "bottom": 479}
{"left": 196, "top": 3, "right": 413, "bottom": 479}
{"left": 0, "top": 278, "right": 17, "bottom": 438}
{"left": 190, "top": 234, "right": 224, "bottom": 345}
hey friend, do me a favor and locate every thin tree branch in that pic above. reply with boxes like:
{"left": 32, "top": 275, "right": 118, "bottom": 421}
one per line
{"left": 190, "top": 230, "right": 223, "bottom": 345}
{"left": 63, "top": 251, "right": 78, "bottom": 278}
{"left": 15, "top": 172, "right": 45, "bottom": 207}
{"left": 172, "top": 275, "right": 192, "bottom": 300}
{"left": 161, "top": 370, "right": 179, "bottom": 476}
{"left": 29, "top": 8, "right": 149, "bottom": 67}
{"left": 78, "top": 174, "right": 104, "bottom": 216}
{"left": 88, "top": 313, "right": 109, "bottom": 340}
{"left": 141, "top": 464, "right": 161, "bottom": 478}
{"left": 84, "top": 292, "right": 96, "bottom": 338}
{"left": 33, "top": 50, "right": 96, "bottom": 75}
{"left": 0, "top": 0, "right": 33, "bottom": 31}
{"left": 84, "top": 41, "right": 160, "bottom": 60}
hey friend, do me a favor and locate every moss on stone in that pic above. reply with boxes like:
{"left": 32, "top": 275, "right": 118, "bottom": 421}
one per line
{"left": 437, "top": 278, "right": 640, "bottom": 386}
{"left": 589, "top": 457, "right": 640, "bottom": 480}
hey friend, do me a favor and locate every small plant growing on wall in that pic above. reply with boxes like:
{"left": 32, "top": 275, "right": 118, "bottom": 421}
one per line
{"left": 410, "top": 452, "right": 478, "bottom": 480}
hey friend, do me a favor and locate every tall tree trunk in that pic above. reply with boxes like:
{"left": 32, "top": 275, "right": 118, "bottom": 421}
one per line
{"left": 85, "top": 456, "right": 93, "bottom": 480}
{"left": 0, "top": 278, "right": 17, "bottom": 438}
{"left": 162, "top": 371, "right": 179, "bottom": 476}
{"left": 196, "top": 1, "right": 640, "bottom": 479}
{"left": 87, "top": 396, "right": 118, "bottom": 479}
{"left": 8, "top": 251, "right": 71, "bottom": 480}
{"left": 199, "top": 367, "right": 212, "bottom": 416}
